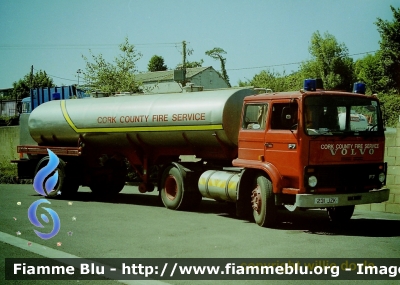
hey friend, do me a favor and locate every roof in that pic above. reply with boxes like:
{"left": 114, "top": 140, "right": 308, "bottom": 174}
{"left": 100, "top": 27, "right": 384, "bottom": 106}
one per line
{"left": 244, "top": 89, "right": 374, "bottom": 102}
{"left": 135, "top": 66, "right": 212, "bottom": 83}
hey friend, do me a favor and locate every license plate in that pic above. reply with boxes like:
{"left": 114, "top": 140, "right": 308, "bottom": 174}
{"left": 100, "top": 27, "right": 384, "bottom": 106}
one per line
{"left": 315, "top": 197, "right": 338, "bottom": 204}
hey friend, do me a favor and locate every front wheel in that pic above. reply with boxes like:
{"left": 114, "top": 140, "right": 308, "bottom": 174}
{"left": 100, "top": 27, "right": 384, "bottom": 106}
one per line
{"left": 327, "top": 205, "right": 355, "bottom": 223}
{"left": 251, "top": 175, "right": 277, "bottom": 227}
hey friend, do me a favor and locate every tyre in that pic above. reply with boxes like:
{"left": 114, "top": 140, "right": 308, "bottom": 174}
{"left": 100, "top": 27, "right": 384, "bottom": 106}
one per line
{"left": 160, "top": 166, "right": 185, "bottom": 210}
{"left": 160, "top": 165, "right": 203, "bottom": 210}
{"left": 89, "top": 171, "right": 126, "bottom": 195}
{"left": 251, "top": 175, "right": 277, "bottom": 227}
{"left": 327, "top": 205, "right": 355, "bottom": 223}
{"left": 90, "top": 176, "right": 125, "bottom": 195}
{"left": 34, "top": 157, "right": 79, "bottom": 198}
{"left": 89, "top": 159, "right": 127, "bottom": 196}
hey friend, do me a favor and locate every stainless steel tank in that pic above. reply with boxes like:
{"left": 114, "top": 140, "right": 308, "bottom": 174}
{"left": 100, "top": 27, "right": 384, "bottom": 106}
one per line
{"left": 28, "top": 88, "right": 256, "bottom": 151}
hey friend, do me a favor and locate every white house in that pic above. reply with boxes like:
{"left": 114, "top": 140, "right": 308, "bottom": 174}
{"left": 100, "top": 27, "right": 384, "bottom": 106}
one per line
{"left": 135, "top": 66, "right": 230, "bottom": 94}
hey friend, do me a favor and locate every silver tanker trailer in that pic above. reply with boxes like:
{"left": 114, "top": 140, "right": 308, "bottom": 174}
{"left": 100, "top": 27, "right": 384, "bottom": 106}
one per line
{"left": 14, "top": 87, "right": 261, "bottom": 217}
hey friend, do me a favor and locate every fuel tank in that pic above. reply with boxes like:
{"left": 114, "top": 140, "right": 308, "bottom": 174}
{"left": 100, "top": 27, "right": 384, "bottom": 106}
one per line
{"left": 198, "top": 170, "right": 240, "bottom": 201}
{"left": 28, "top": 88, "right": 256, "bottom": 153}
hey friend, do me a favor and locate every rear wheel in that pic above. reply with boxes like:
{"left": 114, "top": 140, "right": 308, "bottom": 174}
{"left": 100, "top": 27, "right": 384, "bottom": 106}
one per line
{"left": 160, "top": 166, "right": 184, "bottom": 209}
{"left": 89, "top": 159, "right": 126, "bottom": 196}
{"left": 90, "top": 174, "right": 125, "bottom": 195}
{"left": 160, "top": 165, "right": 202, "bottom": 210}
{"left": 327, "top": 205, "right": 355, "bottom": 223}
{"left": 251, "top": 175, "right": 277, "bottom": 227}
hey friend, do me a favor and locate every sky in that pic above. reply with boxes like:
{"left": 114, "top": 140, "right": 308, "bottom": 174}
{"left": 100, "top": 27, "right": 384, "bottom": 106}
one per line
{"left": 0, "top": 0, "right": 399, "bottom": 89}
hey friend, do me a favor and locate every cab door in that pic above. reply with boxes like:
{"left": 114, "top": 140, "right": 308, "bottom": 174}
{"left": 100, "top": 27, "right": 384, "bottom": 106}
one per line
{"left": 238, "top": 103, "right": 268, "bottom": 161}
{"left": 264, "top": 100, "right": 300, "bottom": 189}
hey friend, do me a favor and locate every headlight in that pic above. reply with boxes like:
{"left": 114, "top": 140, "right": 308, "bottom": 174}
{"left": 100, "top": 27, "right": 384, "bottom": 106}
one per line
{"left": 308, "top": 176, "right": 318, "bottom": 187}
{"left": 378, "top": 173, "right": 385, "bottom": 183}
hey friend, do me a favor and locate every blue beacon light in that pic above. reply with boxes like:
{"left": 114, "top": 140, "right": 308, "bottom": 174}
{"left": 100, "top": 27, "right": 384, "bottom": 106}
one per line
{"left": 353, "top": 82, "right": 366, "bottom": 94}
{"left": 303, "top": 79, "right": 317, "bottom": 91}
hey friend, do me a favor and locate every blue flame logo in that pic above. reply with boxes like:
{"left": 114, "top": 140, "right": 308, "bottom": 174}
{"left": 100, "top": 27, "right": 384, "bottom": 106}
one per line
{"left": 28, "top": 149, "right": 61, "bottom": 240}
{"left": 33, "top": 149, "right": 59, "bottom": 196}
{"left": 28, "top": 199, "right": 60, "bottom": 239}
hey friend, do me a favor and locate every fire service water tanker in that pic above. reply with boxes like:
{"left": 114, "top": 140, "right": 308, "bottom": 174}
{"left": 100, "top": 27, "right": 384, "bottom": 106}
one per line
{"left": 13, "top": 80, "right": 390, "bottom": 228}
{"left": 28, "top": 88, "right": 254, "bottom": 156}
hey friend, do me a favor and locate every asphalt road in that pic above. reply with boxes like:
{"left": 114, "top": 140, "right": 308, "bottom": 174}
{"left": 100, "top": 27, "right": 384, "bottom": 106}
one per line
{"left": 1, "top": 184, "right": 400, "bottom": 285}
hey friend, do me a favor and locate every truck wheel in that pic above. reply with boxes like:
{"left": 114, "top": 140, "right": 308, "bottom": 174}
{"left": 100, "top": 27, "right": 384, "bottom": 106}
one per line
{"left": 90, "top": 173, "right": 126, "bottom": 195}
{"left": 327, "top": 205, "right": 355, "bottom": 223}
{"left": 251, "top": 175, "right": 277, "bottom": 227}
{"left": 160, "top": 166, "right": 185, "bottom": 210}
{"left": 34, "top": 157, "right": 79, "bottom": 198}
{"left": 89, "top": 159, "right": 126, "bottom": 196}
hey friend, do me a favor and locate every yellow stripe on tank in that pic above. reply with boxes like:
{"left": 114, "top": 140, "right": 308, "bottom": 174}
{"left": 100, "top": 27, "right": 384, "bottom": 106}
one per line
{"left": 228, "top": 181, "right": 238, "bottom": 190}
{"left": 60, "top": 100, "right": 223, "bottom": 133}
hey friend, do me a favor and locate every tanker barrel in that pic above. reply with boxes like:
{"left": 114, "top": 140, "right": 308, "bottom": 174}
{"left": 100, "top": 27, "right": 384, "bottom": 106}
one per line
{"left": 28, "top": 88, "right": 256, "bottom": 158}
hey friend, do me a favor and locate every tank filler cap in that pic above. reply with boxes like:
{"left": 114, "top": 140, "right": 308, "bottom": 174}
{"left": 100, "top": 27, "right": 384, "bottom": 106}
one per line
{"left": 353, "top": 82, "right": 366, "bottom": 94}
{"left": 303, "top": 79, "right": 316, "bottom": 91}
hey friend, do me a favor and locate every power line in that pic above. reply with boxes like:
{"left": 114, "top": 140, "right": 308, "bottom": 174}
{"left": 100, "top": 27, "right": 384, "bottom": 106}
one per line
{"left": 228, "top": 61, "right": 303, "bottom": 71}
{"left": 33, "top": 50, "right": 379, "bottom": 84}
{"left": 227, "top": 50, "right": 378, "bottom": 71}
{"left": 0, "top": 42, "right": 179, "bottom": 50}
{"left": 32, "top": 68, "right": 84, "bottom": 83}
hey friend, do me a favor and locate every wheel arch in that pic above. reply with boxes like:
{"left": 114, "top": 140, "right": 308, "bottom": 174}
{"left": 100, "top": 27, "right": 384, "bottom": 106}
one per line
{"left": 237, "top": 163, "right": 282, "bottom": 200}
{"left": 235, "top": 164, "right": 281, "bottom": 219}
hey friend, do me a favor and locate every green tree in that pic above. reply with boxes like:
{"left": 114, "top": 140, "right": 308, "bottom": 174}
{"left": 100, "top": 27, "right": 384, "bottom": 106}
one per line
{"left": 300, "top": 31, "right": 354, "bottom": 90}
{"left": 379, "top": 93, "right": 400, "bottom": 127}
{"left": 82, "top": 37, "right": 142, "bottom": 95}
{"left": 12, "top": 69, "right": 54, "bottom": 100}
{"left": 375, "top": 5, "right": 400, "bottom": 93}
{"left": 242, "top": 70, "right": 303, "bottom": 92}
{"left": 205, "top": 47, "right": 231, "bottom": 87}
{"left": 183, "top": 59, "right": 204, "bottom": 68}
{"left": 148, "top": 55, "right": 167, "bottom": 72}
{"left": 354, "top": 52, "right": 388, "bottom": 94}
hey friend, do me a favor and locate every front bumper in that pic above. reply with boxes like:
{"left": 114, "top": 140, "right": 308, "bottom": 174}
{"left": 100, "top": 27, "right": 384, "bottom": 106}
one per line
{"left": 295, "top": 188, "right": 390, "bottom": 208}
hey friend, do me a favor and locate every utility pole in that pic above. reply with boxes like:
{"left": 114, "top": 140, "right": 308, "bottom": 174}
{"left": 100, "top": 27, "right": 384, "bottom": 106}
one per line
{"left": 77, "top": 69, "right": 82, "bottom": 87}
{"left": 182, "top": 41, "right": 186, "bottom": 69}
{"left": 30, "top": 65, "right": 34, "bottom": 88}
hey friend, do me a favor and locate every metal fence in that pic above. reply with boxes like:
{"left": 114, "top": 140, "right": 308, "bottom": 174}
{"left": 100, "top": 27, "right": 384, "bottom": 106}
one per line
{"left": 0, "top": 100, "right": 20, "bottom": 117}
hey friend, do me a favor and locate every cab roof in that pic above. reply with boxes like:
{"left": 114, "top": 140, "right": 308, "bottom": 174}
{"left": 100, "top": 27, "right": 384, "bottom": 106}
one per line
{"left": 244, "top": 89, "right": 378, "bottom": 102}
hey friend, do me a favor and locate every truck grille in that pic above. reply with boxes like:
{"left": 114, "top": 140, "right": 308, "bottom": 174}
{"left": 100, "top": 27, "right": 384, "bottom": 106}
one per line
{"left": 304, "top": 163, "right": 385, "bottom": 193}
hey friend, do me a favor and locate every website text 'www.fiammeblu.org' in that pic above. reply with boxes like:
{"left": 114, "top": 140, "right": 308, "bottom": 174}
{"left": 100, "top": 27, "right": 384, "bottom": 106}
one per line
{"left": 6, "top": 258, "right": 400, "bottom": 280}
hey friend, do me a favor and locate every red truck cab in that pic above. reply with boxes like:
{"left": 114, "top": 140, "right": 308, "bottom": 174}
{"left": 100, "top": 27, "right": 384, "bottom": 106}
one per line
{"left": 234, "top": 80, "right": 389, "bottom": 226}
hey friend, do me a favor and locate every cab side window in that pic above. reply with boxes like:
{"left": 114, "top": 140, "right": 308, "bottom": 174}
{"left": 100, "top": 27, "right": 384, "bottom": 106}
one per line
{"left": 242, "top": 104, "right": 268, "bottom": 130}
{"left": 271, "top": 102, "right": 298, "bottom": 130}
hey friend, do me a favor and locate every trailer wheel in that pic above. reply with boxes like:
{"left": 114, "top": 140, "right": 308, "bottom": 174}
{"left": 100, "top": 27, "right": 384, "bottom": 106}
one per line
{"left": 34, "top": 157, "right": 79, "bottom": 198}
{"left": 89, "top": 159, "right": 126, "bottom": 196}
{"left": 160, "top": 166, "right": 184, "bottom": 210}
{"left": 251, "top": 175, "right": 277, "bottom": 227}
{"left": 327, "top": 205, "right": 355, "bottom": 223}
{"left": 89, "top": 172, "right": 126, "bottom": 195}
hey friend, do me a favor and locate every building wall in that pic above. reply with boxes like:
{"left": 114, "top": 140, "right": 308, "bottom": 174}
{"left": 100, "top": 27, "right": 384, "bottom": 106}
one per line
{"left": 141, "top": 69, "right": 229, "bottom": 94}
{"left": 357, "top": 123, "right": 400, "bottom": 213}
{"left": 191, "top": 70, "right": 229, "bottom": 89}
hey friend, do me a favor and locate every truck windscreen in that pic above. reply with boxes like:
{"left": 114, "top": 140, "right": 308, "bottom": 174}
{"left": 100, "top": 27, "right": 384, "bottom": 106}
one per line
{"left": 304, "top": 95, "right": 383, "bottom": 136}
